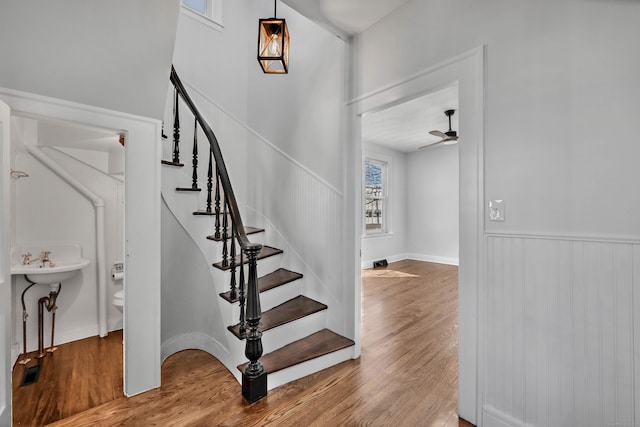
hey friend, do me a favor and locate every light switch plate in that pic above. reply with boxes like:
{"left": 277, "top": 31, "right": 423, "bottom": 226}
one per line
{"left": 489, "top": 200, "right": 505, "bottom": 221}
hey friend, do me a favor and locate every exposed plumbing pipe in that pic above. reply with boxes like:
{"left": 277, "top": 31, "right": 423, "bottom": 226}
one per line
{"left": 25, "top": 146, "right": 109, "bottom": 337}
{"left": 36, "top": 283, "right": 61, "bottom": 358}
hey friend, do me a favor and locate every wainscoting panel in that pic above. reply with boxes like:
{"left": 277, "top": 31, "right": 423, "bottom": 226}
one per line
{"left": 485, "top": 235, "right": 637, "bottom": 427}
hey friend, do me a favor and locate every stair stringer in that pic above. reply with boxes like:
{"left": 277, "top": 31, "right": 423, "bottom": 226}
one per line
{"left": 160, "top": 164, "right": 251, "bottom": 377}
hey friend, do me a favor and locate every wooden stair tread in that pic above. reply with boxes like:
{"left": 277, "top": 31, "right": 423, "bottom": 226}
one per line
{"left": 207, "top": 227, "right": 264, "bottom": 242}
{"left": 212, "top": 245, "right": 282, "bottom": 271}
{"left": 227, "top": 296, "right": 326, "bottom": 339}
{"left": 238, "top": 329, "right": 354, "bottom": 374}
{"left": 161, "top": 160, "right": 184, "bottom": 167}
{"left": 219, "top": 268, "right": 303, "bottom": 303}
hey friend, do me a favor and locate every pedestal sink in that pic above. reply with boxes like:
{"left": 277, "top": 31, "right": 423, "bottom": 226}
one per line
{"left": 11, "top": 258, "right": 91, "bottom": 284}
{"left": 10, "top": 244, "right": 91, "bottom": 284}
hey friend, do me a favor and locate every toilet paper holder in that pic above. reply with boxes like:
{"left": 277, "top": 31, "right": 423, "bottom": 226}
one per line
{"left": 111, "top": 263, "right": 124, "bottom": 280}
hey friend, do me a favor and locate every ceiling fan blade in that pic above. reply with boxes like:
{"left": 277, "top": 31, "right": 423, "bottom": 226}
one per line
{"left": 419, "top": 140, "right": 444, "bottom": 149}
{"left": 429, "top": 130, "right": 447, "bottom": 138}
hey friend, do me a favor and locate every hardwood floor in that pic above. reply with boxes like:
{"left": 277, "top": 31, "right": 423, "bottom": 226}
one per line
{"left": 22, "top": 260, "right": 471, "bottom": 426}
{"left": 12, "top": 330, "right": 123, "bottom": 426}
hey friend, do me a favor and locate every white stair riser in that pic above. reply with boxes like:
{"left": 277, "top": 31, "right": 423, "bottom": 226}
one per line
{"left": 224, "top": 310, "right": 328, "bottom": 362}
{"left": 228, "top": 279, "right": 302, "bottom": 320}
{"left": 260, "top": 310, "right": 326, "bottom": 355}
{"left": 267, "top": 347, "right": 355, "bottom": 391}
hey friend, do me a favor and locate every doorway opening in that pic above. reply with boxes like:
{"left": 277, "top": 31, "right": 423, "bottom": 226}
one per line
{"left": 359, "top": 84, "right": 461, "bottom": 421}
{"left": 350, "top": 47, "right": 484, "bottom": 423}
{"left": 9, "top": 114, "right": 126, "bottom": 425}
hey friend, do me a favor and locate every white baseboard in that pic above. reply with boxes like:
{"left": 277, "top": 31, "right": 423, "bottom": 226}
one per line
{"left": 361, "top": 253, "right": 407, "bottom": 270}
{"left": 483, "top": 405, "right": 525, "bottom": 427}
{"left": 361, "top": 253, "right": 459, "bottom": 269}
{"left": 406, "top": 253, "right": 459, "bottom": 266}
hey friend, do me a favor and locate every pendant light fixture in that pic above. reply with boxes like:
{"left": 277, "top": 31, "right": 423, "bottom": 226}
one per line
{"left": 257, "top": 0, "right": 289, "bottom": 74}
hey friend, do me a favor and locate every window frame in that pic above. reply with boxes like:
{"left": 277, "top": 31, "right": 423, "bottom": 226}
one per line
{"left": 181, "top": 0, "right": 223, "bottom": 31}
{"left": 363, "top": 154, "right": 391, "bottom": 237}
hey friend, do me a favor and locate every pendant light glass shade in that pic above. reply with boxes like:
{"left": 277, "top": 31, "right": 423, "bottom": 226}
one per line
{"left": 257, "top": 2, "right": 289, "bottom": 74}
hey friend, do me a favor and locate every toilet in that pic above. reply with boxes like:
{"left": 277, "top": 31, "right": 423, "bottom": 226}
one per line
{"left": 113, "top": 289, "right": 124, "bottom": 313}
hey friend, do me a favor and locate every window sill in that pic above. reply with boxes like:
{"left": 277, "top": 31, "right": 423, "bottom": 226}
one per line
{"left": 362, "top": 232, "right": 394, "bottom": 239}
{"left": 181, "top": 6, "right": 223, "bottom": 32}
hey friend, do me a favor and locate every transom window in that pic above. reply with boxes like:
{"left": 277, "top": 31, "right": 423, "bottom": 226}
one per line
{"left": 364, "top": 159, "right": 387, "bottom": 235}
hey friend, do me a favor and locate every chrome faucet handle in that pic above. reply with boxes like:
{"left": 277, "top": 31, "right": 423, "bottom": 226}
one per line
{"left": 22, "top": 252, "right": 32, "bottom": 265}
{"left": 41, "top": 251, "right": 51, "bottom": 261}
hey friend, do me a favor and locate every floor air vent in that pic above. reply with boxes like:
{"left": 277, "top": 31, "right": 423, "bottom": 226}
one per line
{"left": 373, "top": 259, "right": 388, "bottom": 268}
{"left": 20, "top": 365, "right": 41, "bottom": 387}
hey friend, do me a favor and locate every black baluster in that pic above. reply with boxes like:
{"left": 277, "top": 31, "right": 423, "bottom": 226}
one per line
{"left": 221, "top": 199, "right": 229, "bottom": 268}
{"left": 242, "top": 243, "right": 267, "bottom": 403}
{"left": 239, "top": 249, "right": 246, "bottom": 336}
{"left": 229, "top": 229, "right": 237, "bottom": 301}
{"left": 191, "top": 119, "right": 199, "bottom": 189}
{"left": 161, "top": 89, "right": 184, "bottom": 167}
{"left": 194, "top": 148, "right": 217, "bottom": 215}
{"left": 161, "top": 121, "right": 168, "bottom": 139}
{"left": 214, "top": 169, "right": 221, "bottom": 237}
{"left": 172, "top": 88, "right": 180, "bottom": 164}
{"left": 176, "top": 119, "right": 201, "bottom": 192}
{"left": 162, "top": 89, "right": 184, "bottom": 167}
{"left": 205, "top": 149, "right": 213, "bottom": 213}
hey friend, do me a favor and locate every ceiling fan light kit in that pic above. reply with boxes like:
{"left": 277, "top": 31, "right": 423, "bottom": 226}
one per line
{"left": 420, "top": 109, "right": 459, "bottom": 149}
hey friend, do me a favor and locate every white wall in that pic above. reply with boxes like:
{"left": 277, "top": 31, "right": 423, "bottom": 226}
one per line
{"left": 361, "top": 142, "right": 406, "bottom": 268}
{"left": 0, "top": 0, "right": 180, "bottom": 120}
{"left": 246, "top": 2, "right": 346, "bottom": 192}
{"left": 405, "top": 145, "right": 459, "bottom": 265}
{"left": 172, "top": 1, "right": 250, "bottom": 121}
{"left": 11, "top": 119, "right": 125, "bottom": 352}
{"left": 356, "top": 0, "right": 640, "bottom": 425}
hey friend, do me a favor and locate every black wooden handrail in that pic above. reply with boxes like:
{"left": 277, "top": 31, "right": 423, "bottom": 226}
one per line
{"left": 170, "top": 66, "right": 259, "bottom": 253}
{"left": 170, "top": 65, "right": 267, "bottom": 403}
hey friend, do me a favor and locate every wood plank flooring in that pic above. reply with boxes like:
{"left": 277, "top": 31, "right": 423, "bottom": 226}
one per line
{"left": 22, "top": 260, "right": 471, "bottom": 426}
{"left": 12, "top": 330, "right": 123, "bottom": 426}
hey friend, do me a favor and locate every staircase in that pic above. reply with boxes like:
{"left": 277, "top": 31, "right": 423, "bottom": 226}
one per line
{"left": 161, "top": 66, "right": 354, "bottom": 403}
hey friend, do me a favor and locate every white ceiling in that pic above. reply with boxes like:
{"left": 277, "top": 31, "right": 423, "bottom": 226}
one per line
{"left": 362, "top": 85, "right": 459, "bottom": 153}
{"left": 283, "top": 0, "right": 413, "bottom": 39}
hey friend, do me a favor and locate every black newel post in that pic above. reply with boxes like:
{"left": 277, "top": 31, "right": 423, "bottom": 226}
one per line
{"left": 242, "top": 243, "right": 266, "bottom": 403}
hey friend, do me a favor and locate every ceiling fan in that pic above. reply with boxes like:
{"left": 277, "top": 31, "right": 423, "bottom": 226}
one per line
{"left": 419, "top": 109, "right": 459, "bottom": 149}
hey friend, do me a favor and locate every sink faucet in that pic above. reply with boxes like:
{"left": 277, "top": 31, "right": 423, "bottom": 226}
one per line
{"left": 21, "top": 252, "right": 32, "bottom": 265}
{"left": 41, "top": 251, "right": 52, "bottom": 266}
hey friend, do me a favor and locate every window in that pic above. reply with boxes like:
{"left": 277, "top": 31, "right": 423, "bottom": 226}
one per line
{"left": 181, "top": 0, "right": 222, "bottom": 30}
{"left": 364, "top": 159, "right": 387, "bottom": 235}
{"left": 183, "top": 0, "right": 206, "bottom": 14}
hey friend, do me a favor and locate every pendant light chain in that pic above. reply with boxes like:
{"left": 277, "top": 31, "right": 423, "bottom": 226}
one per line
{"left": 274, "top": 0, "right": 277, "bottom": 18}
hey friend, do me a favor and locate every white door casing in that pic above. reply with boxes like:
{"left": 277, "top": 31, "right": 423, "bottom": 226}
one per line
{"left": 349, "top": 46, "right": 485, "bottom": 424}
{"left": 0, "top": 99, "right": 12, "bottom": 427}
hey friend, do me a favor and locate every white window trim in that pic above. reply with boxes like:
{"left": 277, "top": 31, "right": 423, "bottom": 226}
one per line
{"left": 362, "top": 152, "right": 392, "bottom": 237}
{"left": 181, "top": 0, "right": 223, "bottom": 32}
